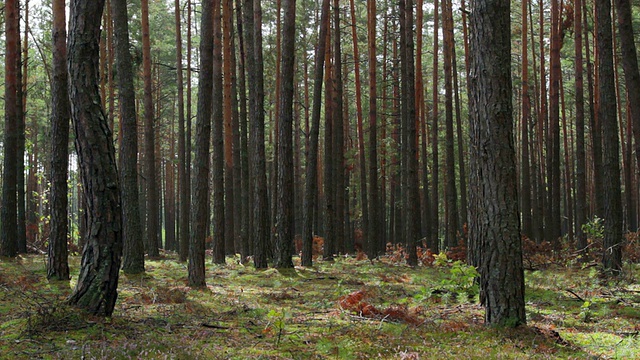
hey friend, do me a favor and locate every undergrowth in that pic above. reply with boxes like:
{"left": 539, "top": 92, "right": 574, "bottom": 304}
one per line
{"left": 0, "top": 251, "right": 638, "bottom": 359}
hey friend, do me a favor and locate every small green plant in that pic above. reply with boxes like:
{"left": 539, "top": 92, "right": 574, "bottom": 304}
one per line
{"left": 266, "top": 308, "right": 286, "bottom": 347}
{"left": 579, "top": 297, "right": 604, "bottom": 323}
{"left": 433, "top": 252, "right": 450, "bottom": 267}
{"left": 582, "top": 216, "right": 604, "bottom": 241}
{"left": 440, "top": 261, "right": 479, "bottom": 301}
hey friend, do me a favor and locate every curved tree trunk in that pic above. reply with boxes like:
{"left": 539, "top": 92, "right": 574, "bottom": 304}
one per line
{"left": 67, "top": 0, "right": 123, "bottom": 316}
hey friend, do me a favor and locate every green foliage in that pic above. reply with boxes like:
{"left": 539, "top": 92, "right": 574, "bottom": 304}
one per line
{"left": 582, "top": 216, "right": 604, "bottom": 241}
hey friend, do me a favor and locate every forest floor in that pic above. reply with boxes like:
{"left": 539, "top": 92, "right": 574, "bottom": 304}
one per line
{"left": 1, "top": 251, "right": 639, "bottom": 359}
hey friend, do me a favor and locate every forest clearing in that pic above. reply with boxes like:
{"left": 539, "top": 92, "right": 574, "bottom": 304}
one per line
{"left": 1, "top": 249, "right": 639, "bottom": 359}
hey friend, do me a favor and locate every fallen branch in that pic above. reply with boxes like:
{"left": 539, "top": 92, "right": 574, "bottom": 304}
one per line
{"left": 564, "top": 289, "right": 585, "bottom": 302}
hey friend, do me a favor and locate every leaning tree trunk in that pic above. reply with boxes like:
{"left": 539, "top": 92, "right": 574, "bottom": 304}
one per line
{"left": 67, "top": 0, "right": 123, "bottom": 317}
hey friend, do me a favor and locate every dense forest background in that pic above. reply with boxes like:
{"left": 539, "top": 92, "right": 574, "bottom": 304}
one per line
{"left": 0, "top": 0, "right": 639, "bottom": 282}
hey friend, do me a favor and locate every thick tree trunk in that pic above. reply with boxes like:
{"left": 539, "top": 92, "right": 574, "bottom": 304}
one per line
{"left": 67, "top": 0, "right": 123, "bottom": 316}
{"left": 468, "top": 0, "right": 526, "bottom": 326}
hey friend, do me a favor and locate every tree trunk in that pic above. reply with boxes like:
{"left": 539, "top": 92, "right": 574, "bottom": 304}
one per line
{"left": 442, "top": 0, "right": 458, "bottom": 249}
{"left": 67, "top": 0, "right": 123, "bottom": 316}
{"left": 301, "top": 0, "right": 330, "bottom": 266}
{"left": 176, "top": 0, "right": 189, "bottom": 262}
{"left": 212, "top": 0, "right": 225, "bottom": 264}
{"left": 596, "top": 0, "right": 622, "bottom": 274}
{"left": 468, "top": 0, "right": 526, "bottom": 326}
{"left": 400, "top": 0, "right": 419, "bottom": 266}
{"left": 367, "top": 0, "right": 382, "bottom": 257}
{"left": 430, "top": 0, "right": 440, "bottom": 252}
{"left": 332, "top": 0, "right": 345, "bottom": 258}
{"left": 1, "top": 0, "right": 20, "bottom": 257}
{"left": 112, "top": 0, "right": 144, "bottom": 274}
{"left": 189, "top": 0, "right": 214, "bottom": 287}
{"left": 615, "top": 0, "right": 640, "bottom": 231}
{"left": 141, "top": 0, "right": 159, "bottom": 258}
{"left": 349, "top": 0, "right": 368, "bottom": 256}
{"left": 222, "top": 0, "right": 235, "bottom": 257}
{"left": 274, "top": 0, "right": 296, "bottom": 268}
{"left": 245, "top": 0, "right": 270, "bottom": 268}
{"left": 48, "top": 0, "right": 70, "bottom": 279}
{"left": 574, "top": 0, "right": 587, "bottom": 250}
{"left": 520, "top": 0, "right": 532, "bottom": 240}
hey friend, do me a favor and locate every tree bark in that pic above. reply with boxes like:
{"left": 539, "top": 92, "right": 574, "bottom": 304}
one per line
{"left": 615, "top": 0, "right": 640, "bottom": 231}
{"left": 596, "top": 0, "right": 622, "bottom": 274}
{"left": 112, "top": 0, "right": 144, "bottom": 274}
{"left": 274, "top": 0, "right": 296, "bottom": 268}
{"left": 212, "top": 0, "right": 225, "bottom": 264}
{"left": 67, "top": 0, "right": 123, "bottom": 316}
{"left": 141, "top": 0, "right": 159, "bottom": 258}
{"left": 468, "top": 0, "right": 526, "bottom": 326}
{"left": 189, "top": 0, "right": 214, "bottom": 287}
{"left": 48, "top": 0, "right": 71, "bottom": 279}
{"left": 1, "top": 0, "right": 20, "bottom": 257}
{"left": 301, "top": 0, "right": 330, "bottom": 266}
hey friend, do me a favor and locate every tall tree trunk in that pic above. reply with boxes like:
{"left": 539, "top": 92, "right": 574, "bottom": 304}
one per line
{"left": 246, "top": 0, "right": 270, "bottom": 268}
{"left": 468, "top": 0, "right": 526, "bottom": 326}
{"left": 235, "top": 0, "right": 250, "bottom": 260}
{"left": 222, "top": 0, "right": 235, "bottom": 257}
{"left": 176, "top": 0, "right": 189, "bottom": 262}
{"left": 67, "top": 0, "right": 122, "bottom": 316}
{"left": 301, "top": 0, "right": 330, "bottom": 266}
{"left": 574, "top": 0, "right": 587, "bottom": 251}
{"left": 324, "top": 31, "right": 335, "bottom": 262}
{"left": 615, "top": 0, "right": 640, "bottom": 231}
{"left": 430, "top": 0, "right": 440, "bottom": 252}
{"left": 400, "top": 0, "right": 419, "bottom": 266}
{"left": 141, "top": 0, "right": 159, "bottom": 258}
{"left": 48, "top": 0, "right": 70, "bottom": 279}
{"left": 596, "top": 0, "right": 622, "bottom": 274}
{"left": 367, "top": 0, "right": 381, "bottom": 257}
{"left": 548, "top": 0, "right": 562, "bottom": 244}
{"left": 112, "top": 0, "right": 144, "bottom": 274}
{"left": 1, "top": 0, "right": 20, "bottom": 257}
{"left": 17, "top": 0, "right": 27, "bottom": 254}
{"left": 586, "top": 0, "right": 603, "bottom": 218}
{"left": 189, "top": 0, "right": 214, "bottom": 287}
{"left": 212, "top": 0, "right": 225, "bottom": 264}
{"left": 442, "top": 0, "right": 459, "bottom": 249}
{"left": 332, "top": 0, "right": 345, "bottom": 258}
{"left": 520, "top": 0, "right": 532, "bottom": 240}
{"left": 274, "top": 0, "right": 296, "bottom": 268}
{"left": 349, "top": 0, "right": 368, "bottom": 255}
